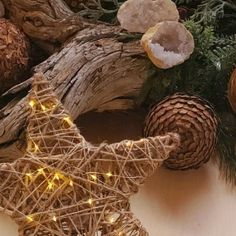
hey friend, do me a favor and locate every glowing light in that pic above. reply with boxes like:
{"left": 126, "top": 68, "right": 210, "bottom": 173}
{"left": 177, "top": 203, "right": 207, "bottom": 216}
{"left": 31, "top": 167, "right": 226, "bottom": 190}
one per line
{"left": 54, "top": 172, "right": 64, "bottom": 180}
{"left": 69, "top": 180, "right": 73, "bottom": 186}
{"left": 52, "top": 215, "right": 57, "bottom": 222}
{"left": 26, "top": 215, "right": 33, "bottom": 222}
{"left": 125, "top": 141, "right": 132, "bottom": 147}
{"left": 26, "top": 173, "right": 33, "bottom": 178}
{"left": 90, "top": 174, "right": 97, "bottom": 181}
{"left": 87, "top": 198, "right": 93, "bottom": 205}
{"left": 107, "top": 213, "right": 119, "bottom": 225}
{"left": 25, "top": 173, "right": 33, "bottom": 186}
{"left": 33, "top": 143, "right": 39, "bottom": 152}
{"left": 108, "top": 216, "right": 115, "bottom": 224}
{"left": 106, "top": 172, "right": 112, "bottom": 177}
{"left": 48, "top": 182, "right": 54, "bottom": 190}
{"left": 29, "top": 100, "right": 35, "bottom": 108}
{"left": 54, "top": 173, "right": 60, "bottom": 180}
{"left": 37, "top": 168, "right": 44, "bottom": 174}
{"left": 41, "top": 105, "right": 47, "bottom": 111}
{"left": 63, "top": 116, "right": 73, "bottom": 126}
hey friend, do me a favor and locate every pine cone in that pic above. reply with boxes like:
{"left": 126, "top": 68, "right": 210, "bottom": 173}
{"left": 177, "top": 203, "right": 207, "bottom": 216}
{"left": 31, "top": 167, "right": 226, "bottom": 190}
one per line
{"left": 0, "top": 19, "right": 29, "bottom": 95}
{"left": 228, "top": 68, "right": 236, "bottom": 112}
{"left": 143, "top": 94, "right": 218, "bottom": 170}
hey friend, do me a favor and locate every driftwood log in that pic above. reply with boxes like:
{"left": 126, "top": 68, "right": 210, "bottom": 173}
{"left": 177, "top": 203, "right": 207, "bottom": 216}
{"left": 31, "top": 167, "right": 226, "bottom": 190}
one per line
{"left": 0, "top": 0, "right": 150, "bottom": 161}
{"left": 2, "top": 0, "right": 89, "bottom": 43}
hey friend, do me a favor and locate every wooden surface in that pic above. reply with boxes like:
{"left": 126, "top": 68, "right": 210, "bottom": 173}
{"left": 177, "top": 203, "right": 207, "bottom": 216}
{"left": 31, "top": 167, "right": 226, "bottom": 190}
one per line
{"left": 132, "top": 163, "right": 236, "bottom": 236}
{"left": 1, "top": 110, "right": 236, "bottom": 236}
{"left": 0, "top": 26, "right": 148, "bottom": 160}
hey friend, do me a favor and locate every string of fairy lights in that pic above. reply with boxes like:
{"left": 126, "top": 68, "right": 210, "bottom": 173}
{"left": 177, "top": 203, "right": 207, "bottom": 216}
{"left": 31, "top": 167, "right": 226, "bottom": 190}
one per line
{"left": 0, "top": 74, "right": 179, "bottom": 235}
{"left": 25, "top": 98, "right": 122, "bottom": 228}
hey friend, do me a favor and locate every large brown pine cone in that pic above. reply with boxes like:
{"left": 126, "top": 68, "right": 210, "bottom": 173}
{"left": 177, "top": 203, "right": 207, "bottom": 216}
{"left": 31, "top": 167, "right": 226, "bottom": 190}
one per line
{"left": 228, "top": 68, "right": 236, "bottom": 113}
{"left": 143, "top": 93, "right": 218, "bottom": 170}
{"left": 0, "top": 18, "right": 29, "bottom": 95}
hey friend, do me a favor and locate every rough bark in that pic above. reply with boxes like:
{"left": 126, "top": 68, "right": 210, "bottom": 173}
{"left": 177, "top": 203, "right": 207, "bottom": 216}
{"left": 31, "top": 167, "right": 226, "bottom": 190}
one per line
{"left": 0, "top": 0, "right": 4, "bottom": 17}
{"left": 0, "top": 24, "right": 150, "bottom": 161}
{"left": 2, "top": 0, "right": 91, "bottom": 43}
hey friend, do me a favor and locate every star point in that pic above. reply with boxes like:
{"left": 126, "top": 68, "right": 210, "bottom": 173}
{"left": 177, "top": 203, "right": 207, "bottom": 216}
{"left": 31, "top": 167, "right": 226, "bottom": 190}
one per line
{"left": 0, "top": 72, "right": 179, "bottom": 235}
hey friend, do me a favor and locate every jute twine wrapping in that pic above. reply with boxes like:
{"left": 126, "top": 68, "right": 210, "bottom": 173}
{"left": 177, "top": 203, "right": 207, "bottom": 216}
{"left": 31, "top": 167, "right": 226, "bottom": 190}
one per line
{"left": 0, "top": 73, "right": 179, "bottom": 236}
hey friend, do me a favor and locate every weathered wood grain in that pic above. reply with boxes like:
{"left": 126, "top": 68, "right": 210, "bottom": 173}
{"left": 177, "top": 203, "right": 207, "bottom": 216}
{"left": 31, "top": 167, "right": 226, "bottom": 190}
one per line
{"left": 0, "top": 24, "right": 150, "bottom": 161}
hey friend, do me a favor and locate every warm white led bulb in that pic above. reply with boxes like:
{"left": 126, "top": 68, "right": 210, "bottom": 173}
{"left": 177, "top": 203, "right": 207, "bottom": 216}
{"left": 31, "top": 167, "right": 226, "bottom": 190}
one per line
{"left": 41, "top": 105, "right": 47, "bottom": 111}
{"left": 125, "top": 141, "right": 132, "bottom": 147}
{"left": 26, "top": 215, "right": 33, "bottom": 222}
{"left": 69, "top": 180, "right": 73, "bottom": 186}
{"left": 26, "top": 173, "right": 33, "bottom": 178}
{"left": 37, "top": 168, "right": 44, "bottom": 173}
{"left": 29, "top": 100, "right": 35, "bottom": 108}
{"left": 48, "top": 182, "right": 53, "bottom": 190}
{"left": 63, "top": 116, "right": 73, "bottom": 126}
{"left": 87, "top": 198, "right": 93, "bottom": 205}
{"left": 52, "top": 215, "right": 57, "bottom": 222}
{"left": 106, "top": 172, "right": 112, "bottom": 177}
{"left": 90, "top": 174, "right": 97, "bottom": 181}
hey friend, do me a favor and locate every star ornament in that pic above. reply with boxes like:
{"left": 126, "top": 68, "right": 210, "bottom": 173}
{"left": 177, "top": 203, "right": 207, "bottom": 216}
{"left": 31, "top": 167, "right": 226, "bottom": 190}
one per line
{"left": 0, "top": 73, "right": 179, "bottom": 236}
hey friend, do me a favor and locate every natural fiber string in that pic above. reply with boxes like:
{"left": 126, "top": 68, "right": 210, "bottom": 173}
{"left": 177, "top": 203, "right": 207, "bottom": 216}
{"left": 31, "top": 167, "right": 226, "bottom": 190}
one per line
{"left": 0, "top": 73, "right": 180, "bottom": 236}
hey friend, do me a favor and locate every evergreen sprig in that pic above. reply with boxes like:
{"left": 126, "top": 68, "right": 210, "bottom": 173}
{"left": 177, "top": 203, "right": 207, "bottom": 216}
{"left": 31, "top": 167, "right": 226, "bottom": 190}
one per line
{"left": 140, "top": 19, "right": 236, "bottom": 104}
{"left": 65, "top": 0, "right": 126, "bottom": 22}
{"left": 208, "top": 44, "right": 236, "bottom": 70}
{"left": 184, "top": 20, "right": 216, "bottom": 57}
{"left": 139, "top": 5, "right": 236, "bottom": 184}
{"left": 192, "top": 0, "right": 226, "bottom": 24}
{"left": 184, "top": 20, "right": 236, "bottom": 70}
{"left": 86, "top": 0, "right": 236, "bottom": 185}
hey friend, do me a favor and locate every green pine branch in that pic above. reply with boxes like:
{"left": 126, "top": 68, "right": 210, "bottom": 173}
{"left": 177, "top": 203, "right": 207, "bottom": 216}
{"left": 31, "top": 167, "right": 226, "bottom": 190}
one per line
{"left": 74, "top": 0, "right": 126, "bottom": 22}
{"left": 139, "top": 16, "right": 236, "bottom": 185}
{"left": 191, "top": 0, "right": 236, "bottom": 31}
{"left": 192, "top": 0, "right": 226, "bottom": 24}
{"left": 184, "top": 20, "right": 236, "bottom": 70}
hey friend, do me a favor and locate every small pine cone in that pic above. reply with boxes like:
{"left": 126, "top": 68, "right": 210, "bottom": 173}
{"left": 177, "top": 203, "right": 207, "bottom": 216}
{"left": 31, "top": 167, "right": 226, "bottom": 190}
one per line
{"left": 228, "top": 68, "right": 236, "bottom": 112}
{"left": 0, "top": 19, "right": 29, "bottom": 95}
{"left": 143, "top": 94, "right": 218, "bottom": 170}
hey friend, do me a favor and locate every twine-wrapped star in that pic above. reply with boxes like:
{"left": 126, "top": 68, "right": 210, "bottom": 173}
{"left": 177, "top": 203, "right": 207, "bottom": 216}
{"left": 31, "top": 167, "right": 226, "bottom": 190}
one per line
{"left": 0, "top": 73, "right": 179, "bottom": 236}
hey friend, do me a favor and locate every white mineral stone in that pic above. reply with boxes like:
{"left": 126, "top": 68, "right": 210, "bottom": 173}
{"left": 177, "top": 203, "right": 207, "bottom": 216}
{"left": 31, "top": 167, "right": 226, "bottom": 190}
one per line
{"left": 149, "top": 43, "right": 185, "bottom": 68}
{"left": 117, "top": 0, "right": 179, "bottom": 33}
{"left": 141, "top": 21, "right": 195, "bottom": 69}
{"left": 0, "top": 0, "right": 5, "bottom": 18}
